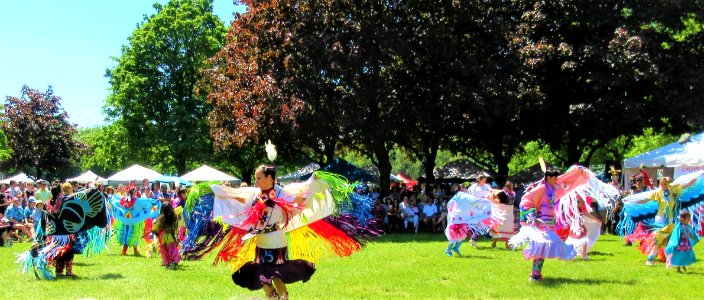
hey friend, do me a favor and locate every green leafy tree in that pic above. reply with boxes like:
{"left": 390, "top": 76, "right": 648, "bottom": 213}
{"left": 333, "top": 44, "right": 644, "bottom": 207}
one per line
{"left": 511, "top": 1, "right": 704, "bottom": 165}
{"left": 105, "top": 0, "right": 227, "bottom": 174}
{"left": 75, "top": 122, "right": 139, "bottom": 176}
{"left": 2, "top": 86, "right": 83, "bottom": 180}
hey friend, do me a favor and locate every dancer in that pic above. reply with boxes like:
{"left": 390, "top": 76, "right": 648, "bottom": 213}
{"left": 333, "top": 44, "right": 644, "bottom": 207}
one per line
{"left": 490, "top": 191, "right": 515, "bottom": 250}
{"left": 619, "top": 171, "right": 701, "bottom": 266}
{"left": 509, "top": 165, "right": 618, "bottom": 282}
{"left": 565, "top": 197, "right": 602, "bottom": 260}
{"left": 665, "top": 210, "right": 699, "bottom": 272}
{"left": 16, "top": 183, "right": 108, "bottom": 280}
{"left": 111, "top": 187, "right": 161, "bottom": 256}
{"left": 444, "top": 191, "right": 498, "bottom": 257}
{"left": 152, "top": 202, "right": 181, "bottom": 269}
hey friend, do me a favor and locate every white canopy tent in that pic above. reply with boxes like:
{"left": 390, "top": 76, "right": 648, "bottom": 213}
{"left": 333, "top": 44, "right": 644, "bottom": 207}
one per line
{"left": 66, "top": 170, "right": 107, "bottom": 184}
{"left": 106, "top": 164, "right": 162, "bottom": 186}
{"left": 623, "top": 132, "right": 704, "bottom": 181}
{"left": 0, "top": 173, "right": 37, "bottom": 184}
{"left": 181, "top": 165, "right": 240, "bottom": 182}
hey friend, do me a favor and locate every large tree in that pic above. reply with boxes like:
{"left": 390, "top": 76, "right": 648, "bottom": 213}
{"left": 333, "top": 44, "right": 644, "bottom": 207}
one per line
{"left": 511, "top": 1, "right": 704, "bottom": 165}
{"left": 2, "top": 86, "right": 83, "bottom": 180}
{"left": 105, "top": 0, "right": 227, "bottom": 174}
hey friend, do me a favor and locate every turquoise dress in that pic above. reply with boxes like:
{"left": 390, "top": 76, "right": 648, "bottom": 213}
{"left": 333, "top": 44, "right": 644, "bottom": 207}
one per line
{"left": 665, "top": 222, "right": 699, "bottom": 267}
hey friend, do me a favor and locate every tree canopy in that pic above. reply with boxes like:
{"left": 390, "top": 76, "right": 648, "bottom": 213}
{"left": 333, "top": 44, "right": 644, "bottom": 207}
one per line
{"left": 2, "top": 86, "right": 83, "bottom": 180}
{"left": 105, "top": 0, "right": 227, "bottom": 175}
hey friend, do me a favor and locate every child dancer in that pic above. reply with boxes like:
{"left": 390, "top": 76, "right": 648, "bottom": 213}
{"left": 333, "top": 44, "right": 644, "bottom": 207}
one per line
{"left": 152, "top": 202, "right": 181, "bottom": 269}
{"left": 665, "top": 211, "right": 699, "bottom": 272}
{"left": 565, "top": 197, "right": 601, "bottom": 260}
{"left": 490, "top": 191, "right": 515, "bottom": 249}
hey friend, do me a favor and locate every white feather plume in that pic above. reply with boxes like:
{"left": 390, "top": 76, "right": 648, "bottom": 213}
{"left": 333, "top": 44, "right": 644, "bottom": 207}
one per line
{"left": 265, "top": 140, "right": 277, "bottom": 162}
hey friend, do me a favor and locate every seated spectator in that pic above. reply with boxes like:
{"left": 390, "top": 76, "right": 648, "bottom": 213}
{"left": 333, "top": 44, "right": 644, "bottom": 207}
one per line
{"left": 23, "top": 197, "right": 37, "bottom": 238}
{"left": 400, "top": 199, "right": 419, "bottom": 234}
{"left": 422, "top": 199, "right": 439, "bottom": 232}
{"left": 435, "top": 199, "right": 448, "bottom": 230}
{"left": 0, "top": 213, "right": 10, "bottom": 246}
{"left": 386, "top": 198, "right": 402, "bottom": 233}
{"left": 5, "top": 197, "right": 33, "bottom": 241}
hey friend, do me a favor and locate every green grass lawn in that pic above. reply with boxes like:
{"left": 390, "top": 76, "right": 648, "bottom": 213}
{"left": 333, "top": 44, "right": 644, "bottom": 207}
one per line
{"left": 1, "top": 233, "right": 701, "bottom": 299}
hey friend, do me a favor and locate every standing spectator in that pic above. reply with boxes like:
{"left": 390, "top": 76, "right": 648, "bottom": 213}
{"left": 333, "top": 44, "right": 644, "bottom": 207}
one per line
{"left": 140, "top": 178, "right": 150, "bottom": 196}
{"left": 35, "top": 180, "right": 52, "bottom": 204}
{"left": 8, "top": 180, "right": 21, "bottom": 205}
{"left": 422, "top": 199, "right": 438, "bottom": 232}
{"left": 160, "top": 184, "right": 171, "bottom": 202}
{"left": 0, "top": 193, "right": 9, "bottom": 215}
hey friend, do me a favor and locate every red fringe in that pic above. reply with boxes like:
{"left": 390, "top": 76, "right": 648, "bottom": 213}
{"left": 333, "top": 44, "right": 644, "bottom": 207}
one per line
{"left": 214, "top": 228, "right": 248, "bottom": 265}
{"left": 240, "top": 196, "right": 298, "bottom": 229}
{"left": 308, "top": 220, "right": 362, "bottom": 257}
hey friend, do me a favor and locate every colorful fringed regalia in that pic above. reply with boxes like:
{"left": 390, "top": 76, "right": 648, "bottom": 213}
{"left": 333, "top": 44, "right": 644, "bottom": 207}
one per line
{"left": 617, "top": 170, "right": 704, "bottom": 263}
{"left": 182, "top": 172, "right": 376, "bottom": 292}
{"left": 16, "top": 188, "right": 109, "bottom": 280}
{"left": 490, "top": 204, "right": 515, "bottom": 241}
{"left": 110, "top": 194, "right": 161, "bottom": 254}
{"left": 508, "top": 166, "right": 618, "bottom": 281}
{"left": 444, "top": 192, "right": 501, "bottom": 257}
{"left": 665, "top": 220, "right": 700, "bottom": 269}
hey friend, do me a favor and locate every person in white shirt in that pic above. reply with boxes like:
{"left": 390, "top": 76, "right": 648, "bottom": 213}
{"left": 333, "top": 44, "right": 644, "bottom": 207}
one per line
{"left": 399, "top": 196, "right": 419, "bottom": 233}
{"left": 467, "top": 174, "right": 491, "bottom": 246}
{"left": 422, "top": 199, "right": 439, "bottom": 232}
{"left": 468, "top": 175, "right": 492, "bottom": 199}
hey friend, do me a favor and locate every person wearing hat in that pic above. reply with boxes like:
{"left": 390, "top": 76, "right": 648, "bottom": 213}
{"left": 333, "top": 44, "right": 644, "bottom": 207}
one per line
{"left": 24, "top": 197, "right": 38, "bottom": 237}
{"left": 30, "top": 199, "right": 44, "bottom": 232}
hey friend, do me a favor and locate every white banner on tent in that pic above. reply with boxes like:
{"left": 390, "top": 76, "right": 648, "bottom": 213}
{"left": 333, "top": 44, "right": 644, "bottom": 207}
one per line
{"left": 674, "top": 165, "right": 704, "bottom": 179}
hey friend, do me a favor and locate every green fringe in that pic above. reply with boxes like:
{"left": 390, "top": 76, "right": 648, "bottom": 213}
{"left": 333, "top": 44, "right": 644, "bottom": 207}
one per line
{"left": 313, "top": 171, "right": 354, "bottom": 214}
{"left": 185, "top": 181, "right": 219, "bottom": 214}
{"left": 113, "top": 218, "right": 145, "bottom": 247}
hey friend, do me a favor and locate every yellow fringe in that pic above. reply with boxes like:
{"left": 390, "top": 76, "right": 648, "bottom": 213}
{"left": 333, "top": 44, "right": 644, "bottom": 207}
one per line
{"left": 226, "top": 237, "right": 258, "bottom": 271}
{"left": 287, "top": 226, "right": 336, "bottom": 263}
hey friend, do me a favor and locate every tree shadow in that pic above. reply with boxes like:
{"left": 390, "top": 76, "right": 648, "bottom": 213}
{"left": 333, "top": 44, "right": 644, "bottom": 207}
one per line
{"left": 99, "top": 273, "right": 125, "bottom": 280}
{"left": 539, "top": 277, "right": 637, "bottom": 287}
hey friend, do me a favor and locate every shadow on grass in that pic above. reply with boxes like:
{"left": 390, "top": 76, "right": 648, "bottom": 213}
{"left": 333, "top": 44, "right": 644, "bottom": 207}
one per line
{"left": 452, "top": 254, "right": 496, "bottom": 260}
{"left": 588, "top": 251, "right": 614, "bottom": 256}
{"left": 72, "top": 262, "right": 94, "bottom": 266}
{"left": 99, "top": 273, "right": 124, "bottom": 280}
{"left": 539, "top": 277, "right": 637, "bottom": 287}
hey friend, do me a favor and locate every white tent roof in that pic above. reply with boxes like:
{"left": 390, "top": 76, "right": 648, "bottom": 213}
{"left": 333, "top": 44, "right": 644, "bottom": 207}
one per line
{"left": 181, "top": 165, "right": 239, "bottom": 182}
{"left": 66, "top": 170, "right": 107, "bottom": 184}
{"left": 624, "top": 132, "right": 704, "bottom": 168}
{"left": 0, "top": 173, "right": 37, "bottom": 184}
{"left": 107, "top": 164, "right": 162, "bottom": 182}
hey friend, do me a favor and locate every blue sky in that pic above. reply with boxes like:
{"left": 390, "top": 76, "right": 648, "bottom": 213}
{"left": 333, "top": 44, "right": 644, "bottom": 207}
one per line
{"left": 0, "top": 0, "right": 245, "bottom": 128}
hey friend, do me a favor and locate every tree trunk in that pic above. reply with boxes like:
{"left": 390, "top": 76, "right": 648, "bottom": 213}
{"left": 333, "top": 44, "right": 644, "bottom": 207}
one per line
{"left": 422, "top": 134, "right": 440, "bottom": 186}
{"left": 566, "top": 137, "right": 581, "bottom": 167}
{"left": 175, "top": 157, "right": 187, "bottom": 176}
{"left": 373, "top": 142, "right": 392, "bottom": 198}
